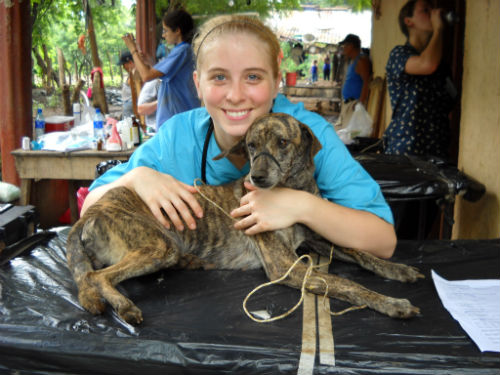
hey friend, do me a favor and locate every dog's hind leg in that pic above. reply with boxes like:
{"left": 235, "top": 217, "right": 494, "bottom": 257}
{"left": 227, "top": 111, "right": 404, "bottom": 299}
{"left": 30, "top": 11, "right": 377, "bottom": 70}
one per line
{"left": 66, "top": 223, "right": 107, "bottom": 315}
{"left": 85, "top": 245, "right": 179, "bottom": 324}
{"left": 256, "top": 236, "right": 420, "bottom": 318}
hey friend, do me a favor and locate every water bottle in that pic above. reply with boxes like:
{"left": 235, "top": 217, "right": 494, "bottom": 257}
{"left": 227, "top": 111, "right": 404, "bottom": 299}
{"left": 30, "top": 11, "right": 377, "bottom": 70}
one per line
{"left": 73, "top": 103, "right": 81, "bottom": 126}
{"left": 93, "top": 108, "right": 105, "bottom": 147}
{"left": 34, "top": 108, "right": 45, "bottom": 141}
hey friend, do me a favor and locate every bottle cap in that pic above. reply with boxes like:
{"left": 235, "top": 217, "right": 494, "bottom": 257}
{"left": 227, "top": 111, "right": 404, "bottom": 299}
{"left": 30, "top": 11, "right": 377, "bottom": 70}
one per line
{"left": 37, "top": 108, "right": 42, "bottom": 113}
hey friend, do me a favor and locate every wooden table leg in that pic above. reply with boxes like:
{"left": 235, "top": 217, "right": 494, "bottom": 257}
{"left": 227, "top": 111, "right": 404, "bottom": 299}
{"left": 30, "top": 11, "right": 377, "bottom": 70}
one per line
{"left": 68, "top": 181, "right": 79, "bottom": 224}
{"left": 19, "top": 179, "right": 31, "bottom": 206}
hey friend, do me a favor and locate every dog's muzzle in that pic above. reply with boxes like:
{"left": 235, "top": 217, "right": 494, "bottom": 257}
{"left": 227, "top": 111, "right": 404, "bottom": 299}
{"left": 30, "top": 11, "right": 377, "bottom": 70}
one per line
{"left": 252, "top": 152, "right": 282, "bottom": 171}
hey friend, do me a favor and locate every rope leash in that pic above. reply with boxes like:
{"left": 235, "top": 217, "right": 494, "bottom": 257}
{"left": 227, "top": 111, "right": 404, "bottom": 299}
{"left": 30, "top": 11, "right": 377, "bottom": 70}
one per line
{"left": 193, "top": 178, "right": 367, "bottom": 322}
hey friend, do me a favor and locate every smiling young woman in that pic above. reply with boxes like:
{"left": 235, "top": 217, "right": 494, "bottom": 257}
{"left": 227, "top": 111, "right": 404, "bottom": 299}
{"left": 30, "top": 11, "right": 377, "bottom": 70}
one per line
{"left": 83, "top": 14, "right": 397, "bottom": 259}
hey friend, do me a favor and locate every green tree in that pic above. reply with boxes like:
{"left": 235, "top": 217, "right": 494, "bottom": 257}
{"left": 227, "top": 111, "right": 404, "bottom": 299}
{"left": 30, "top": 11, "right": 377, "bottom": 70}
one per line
{"left": 31, "top": 0, "right": 134, "bottom": 90}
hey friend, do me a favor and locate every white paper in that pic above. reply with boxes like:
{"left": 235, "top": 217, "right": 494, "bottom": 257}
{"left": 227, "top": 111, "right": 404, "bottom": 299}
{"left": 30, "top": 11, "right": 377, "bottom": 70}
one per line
{"left": 431, "top": 270, "right": 500, "bottom": 352}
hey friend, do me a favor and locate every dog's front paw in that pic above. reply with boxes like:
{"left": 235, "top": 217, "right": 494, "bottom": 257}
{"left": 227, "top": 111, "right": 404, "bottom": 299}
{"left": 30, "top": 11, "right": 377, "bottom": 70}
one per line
{"left": 79, "top": 287, "right": 106, "bottom": 315}
{"left": 386, "top": 263, "right": 425, "bottom": 283}
{"left": 385, "top": 297, "right": 420, "bottom": 319}
{"left": 118, "top": 301, "right": 143, "bottom": 325}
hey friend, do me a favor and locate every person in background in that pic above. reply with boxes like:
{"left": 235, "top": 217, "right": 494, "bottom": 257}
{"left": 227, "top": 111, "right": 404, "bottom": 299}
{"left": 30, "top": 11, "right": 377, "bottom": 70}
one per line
{"left": 122, "top": 9, "right": 200, "bottom": 128}
{"left": 383, "top": 0, "right": 455, "bottom": 158}
{"left": 310, "top": 60, "right": 318, "bottom": 83}
{"left": 82, "top": 14, "right": 396, "bottom": 260}
{"left": 323, "top": 55, "right": 331, "bottom": 81}
{"left": 339, "top": 34, "right": 371, "bottom": 106}
{"left": 137, "top": 78, "right": 160, "bottom": 132}
{"left": 117, "top": 51, "right": 135, "bottom": 118}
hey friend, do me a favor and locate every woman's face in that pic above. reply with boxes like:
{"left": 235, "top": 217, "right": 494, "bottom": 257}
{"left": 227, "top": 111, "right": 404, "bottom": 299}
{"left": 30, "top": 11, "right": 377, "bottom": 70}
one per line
{"left": 408, "top": 0, "right": 433, "bottom": 33}
{"left": 162, "top": 23, "right": 181, "bottom": 45}
{"left": 193, "top": 33, "right": 281, "bottom": 151}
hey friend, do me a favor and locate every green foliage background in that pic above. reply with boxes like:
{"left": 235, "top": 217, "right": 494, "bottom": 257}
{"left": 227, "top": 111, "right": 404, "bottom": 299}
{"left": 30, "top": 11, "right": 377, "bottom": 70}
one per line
{"left": 31, "top": 0, "right": 370, "bottom": 89}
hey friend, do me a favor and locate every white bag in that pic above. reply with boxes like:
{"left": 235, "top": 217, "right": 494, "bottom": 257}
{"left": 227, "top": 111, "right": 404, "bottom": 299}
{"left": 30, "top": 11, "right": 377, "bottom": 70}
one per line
{"left": 337, "top": 102, "right": 373, "bottom": 144}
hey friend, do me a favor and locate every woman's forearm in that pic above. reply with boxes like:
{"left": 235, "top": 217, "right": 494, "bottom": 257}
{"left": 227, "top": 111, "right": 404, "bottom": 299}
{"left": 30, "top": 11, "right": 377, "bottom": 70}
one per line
{"left": 297, "top": 191, "right": 397, "bottom": 259}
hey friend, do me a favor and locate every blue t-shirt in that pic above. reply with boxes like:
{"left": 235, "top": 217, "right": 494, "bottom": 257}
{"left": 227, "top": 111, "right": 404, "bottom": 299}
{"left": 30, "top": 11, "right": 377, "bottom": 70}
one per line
{"left": 90, "top": 94, "right": 393, "bottom": 224}
{"left": 383, "top": 43, "right": 455, "bottom": 157}
{"left": 342, "top": 55, "right": 363, "bottom": 100}
{"left": 153, "top": 42, "right": 200, "bottom": 128}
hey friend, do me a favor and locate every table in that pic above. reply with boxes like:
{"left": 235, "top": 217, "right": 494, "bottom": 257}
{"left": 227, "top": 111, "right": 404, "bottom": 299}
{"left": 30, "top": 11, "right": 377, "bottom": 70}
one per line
{"left": 0, "top": 229, "right": 498, "bottom": 374}
{"left": 11, "top": 148, "right": 133, "bottom": 223}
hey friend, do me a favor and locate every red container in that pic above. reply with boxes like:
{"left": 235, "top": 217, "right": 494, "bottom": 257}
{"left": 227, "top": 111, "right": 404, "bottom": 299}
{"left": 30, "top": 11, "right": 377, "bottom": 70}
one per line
{"left": 285, "top": 72, "right": 297, "bottom": 86}
{"left": 44, "top": 116, "right": 75, "bottom": 133}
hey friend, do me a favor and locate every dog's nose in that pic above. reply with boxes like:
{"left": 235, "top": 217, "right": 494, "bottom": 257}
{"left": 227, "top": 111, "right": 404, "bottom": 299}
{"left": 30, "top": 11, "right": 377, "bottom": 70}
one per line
{"left": 251, "top": 174, "right": 266, "bottom": 185}
{"left": 250, "top": 173, "right": 272, "bottom": 188}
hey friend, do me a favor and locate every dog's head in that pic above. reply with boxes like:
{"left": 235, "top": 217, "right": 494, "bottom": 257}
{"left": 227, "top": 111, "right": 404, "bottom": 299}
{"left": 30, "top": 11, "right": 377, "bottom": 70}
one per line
{"left": 217, "top": 113, "right": 322, "bottom": 190}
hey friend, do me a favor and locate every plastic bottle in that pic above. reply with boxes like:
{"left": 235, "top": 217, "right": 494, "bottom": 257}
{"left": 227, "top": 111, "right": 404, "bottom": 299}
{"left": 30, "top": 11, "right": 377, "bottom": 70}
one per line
{"left": 131, "top": 115, "right": 141, "bottom": 146}
{"left": 34, "top": 108, "right": 45, "bottom": 141}
{"left": 73, "top": 103, "right": 81, "bottom": 126}
{"left": 93, "top": 108, "right": 105, "bottom": 147}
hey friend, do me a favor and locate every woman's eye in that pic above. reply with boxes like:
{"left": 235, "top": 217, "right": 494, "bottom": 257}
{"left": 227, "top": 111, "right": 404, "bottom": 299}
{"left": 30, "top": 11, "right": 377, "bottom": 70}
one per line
{"left": 247, "top": 73, "right": 261, "bottom": 82}
{"left": 213, "top": 74, "right": 226, "bottom": 81}
{"left": 278, "top": 139, "right": 288, "bottom": 148}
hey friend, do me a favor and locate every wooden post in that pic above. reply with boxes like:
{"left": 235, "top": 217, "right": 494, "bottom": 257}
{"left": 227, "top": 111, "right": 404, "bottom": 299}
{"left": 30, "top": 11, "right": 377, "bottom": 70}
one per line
{"left": 136, "top": 0, "right": 157, "bottom": 65}
{"left": 0, "top": 0, "right": 32, "bottom": 186}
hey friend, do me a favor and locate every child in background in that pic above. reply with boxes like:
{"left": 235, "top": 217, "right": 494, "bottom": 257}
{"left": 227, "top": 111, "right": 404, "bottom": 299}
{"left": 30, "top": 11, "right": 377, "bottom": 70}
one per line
{"left": 310, "top": 60, "right": 318, "bottom": 82}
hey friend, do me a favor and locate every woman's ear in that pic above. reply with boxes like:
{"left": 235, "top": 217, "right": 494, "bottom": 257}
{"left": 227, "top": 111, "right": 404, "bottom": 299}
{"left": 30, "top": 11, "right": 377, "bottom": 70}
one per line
{"left": 193, "top": 71, "right": 202, "bottom": 100}
{"left": 404, "top": 16, "right": 413, "bottom": 29}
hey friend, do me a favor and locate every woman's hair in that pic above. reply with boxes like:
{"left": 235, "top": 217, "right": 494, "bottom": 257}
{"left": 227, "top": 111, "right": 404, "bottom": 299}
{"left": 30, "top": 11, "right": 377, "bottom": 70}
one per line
{"left": 163, "top": 9, "right": 195, "bottom": 43}
{"left": 192, "top": 15, "right": 281, "bottom": 78}
{"left": 399, "top": 0, "right": 419, "bottom": 38}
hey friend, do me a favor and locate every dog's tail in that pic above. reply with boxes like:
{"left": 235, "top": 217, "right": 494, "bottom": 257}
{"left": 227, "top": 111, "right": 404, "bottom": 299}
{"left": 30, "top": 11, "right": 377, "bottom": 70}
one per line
{"left": 66, "top": 221, "right": 94, "bottom": 285}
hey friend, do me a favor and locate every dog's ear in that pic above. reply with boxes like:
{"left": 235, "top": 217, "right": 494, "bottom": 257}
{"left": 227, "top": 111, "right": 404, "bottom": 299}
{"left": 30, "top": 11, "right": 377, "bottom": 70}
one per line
{"left": 299, "top": 121, "right": 322, "bottom": 159}
{"left": 212, "top": 138, "right": 248, "bottom": 161}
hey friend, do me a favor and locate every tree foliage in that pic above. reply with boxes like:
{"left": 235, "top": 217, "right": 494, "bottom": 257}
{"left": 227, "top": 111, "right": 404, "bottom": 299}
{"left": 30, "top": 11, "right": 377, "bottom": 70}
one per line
{"left": 31, "top": 0, "right": 134, "bottom": 88}
{"left": 30, "top": 0, "right": 369, "bottom": 90}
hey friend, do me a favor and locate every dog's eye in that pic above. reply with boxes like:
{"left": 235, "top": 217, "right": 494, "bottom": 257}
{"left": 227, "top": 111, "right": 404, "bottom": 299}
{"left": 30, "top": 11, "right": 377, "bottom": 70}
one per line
{"left": 247, "top": 142, "right": 256, "bottom": 152}
{"left": 278, "top": 139, "right": 288, "bottom": 148}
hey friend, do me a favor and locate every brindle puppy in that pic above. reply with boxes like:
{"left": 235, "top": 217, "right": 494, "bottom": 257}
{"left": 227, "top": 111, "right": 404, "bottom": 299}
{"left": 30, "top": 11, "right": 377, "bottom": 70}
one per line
{"left": 67, "top": 113, "right": 423, "bottom": 324}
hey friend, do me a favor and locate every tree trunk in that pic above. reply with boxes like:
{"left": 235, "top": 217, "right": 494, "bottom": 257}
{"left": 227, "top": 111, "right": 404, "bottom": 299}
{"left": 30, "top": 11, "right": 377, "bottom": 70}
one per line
{"left": 85, "top": 0, "right": 108, "bottom": 113}
{"left": 42, "top": 44, "right": 56, "bottom": 94}
{"left": 71, "top": 79, "right": 85, "bottom": 104}
{"left": 106, "top": 50, "right": 114, "bottom": 82}
{"left": 57, "top": 48, "right": 72, "bottom": 115}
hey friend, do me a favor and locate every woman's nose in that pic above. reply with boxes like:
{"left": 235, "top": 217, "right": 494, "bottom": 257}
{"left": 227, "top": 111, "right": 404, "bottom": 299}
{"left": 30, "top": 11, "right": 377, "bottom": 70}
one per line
{"left": 227, "top": 81, "right": 244, "bottom": 103}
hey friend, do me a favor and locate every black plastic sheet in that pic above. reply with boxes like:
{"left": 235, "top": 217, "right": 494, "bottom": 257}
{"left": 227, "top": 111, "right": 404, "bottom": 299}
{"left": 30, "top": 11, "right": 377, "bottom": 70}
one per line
{"left": 355, "top": 153, "right": 485, "bottom": 202}
{"left": 0, "top": 228, "right": 499, "bottom": 374}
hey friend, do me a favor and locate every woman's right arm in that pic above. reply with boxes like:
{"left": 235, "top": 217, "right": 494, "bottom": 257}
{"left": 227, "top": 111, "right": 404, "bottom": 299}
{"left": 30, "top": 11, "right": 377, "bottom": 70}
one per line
{"left": 81, "top": 167, "right": 203, "bottom": 231}
{"left": 122, "top": 34, "right": 163, "bottom": 82}
{"left": 405, "top": 8, "right": 444, "bottom": 75}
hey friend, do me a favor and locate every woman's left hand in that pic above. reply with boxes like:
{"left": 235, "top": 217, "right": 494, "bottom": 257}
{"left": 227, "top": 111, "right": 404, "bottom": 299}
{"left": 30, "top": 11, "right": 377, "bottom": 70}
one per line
{"left": 231, "top": 181, "right": 303, "bottom": 235}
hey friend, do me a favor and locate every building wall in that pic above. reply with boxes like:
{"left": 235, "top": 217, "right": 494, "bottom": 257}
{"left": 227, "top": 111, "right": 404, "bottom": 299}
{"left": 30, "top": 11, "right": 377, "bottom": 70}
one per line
{"left": 452, "top": 0, "right": 500, "bottom": 238}
{"left": 371, "top": 0, "right": 500, "bottom": 239}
